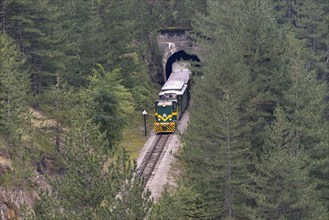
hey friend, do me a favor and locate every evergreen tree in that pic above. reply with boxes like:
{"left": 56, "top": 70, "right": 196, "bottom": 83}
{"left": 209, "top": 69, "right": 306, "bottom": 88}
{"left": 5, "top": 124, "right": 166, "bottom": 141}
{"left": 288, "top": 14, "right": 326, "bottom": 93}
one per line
{"left": 0, "top": 0, "right": 61, "bottom": 109}
{"left": 150, "top": 186, "right": 206, "bottom": 219}
{"left": 272, "top": 0, "right": 298, "bottom": 26}
{"left": 184, "top": 4, "right": 254, "bottom": 215}
{"left": 236, "top": 0, "right": 290, "bottom": 112}
{"left": 184, "top": 55, "right": 253, "bottom": 218}
{"left": 193, "top": 0, "right": 292, "bottom": 151}
{"left": 149, "top": 0, "right": 207, "bottom": 28}
{"left": 0, "top": 33, "right": 29, "bottom": 147}
{"left": 34, "top": 97, "right": 150, "bottom": 219}
{"left": 244, "top": 107, "right": 328, "bottom": 219}
{"left": 86, "top": 65, "right": 134, "bottom": 146}
{"left": 296, "top": 0, "right": 328, "bottom": 76}
{"left": 283, "top": 35, "right": 329, "bottom": 208}
{"left": 99, "top": 0, "right": 156, "bottom": 110}
{"left": 0, "top": 33, "right": 36, "bottom": 199}
{"left": 273, "top": 0, "right": 329, "bottom": 78}
{"left": 40, "top": 73, "right": 77, "bottom": 153}
{"left": 110, "top": 177, "right": 152, "bottom": 220}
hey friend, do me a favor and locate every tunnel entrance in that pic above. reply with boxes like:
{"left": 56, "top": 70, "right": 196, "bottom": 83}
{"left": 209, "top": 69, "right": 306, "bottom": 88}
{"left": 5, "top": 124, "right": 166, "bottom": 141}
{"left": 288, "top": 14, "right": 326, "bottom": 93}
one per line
{"left": 165, "top": 50, "right": 200, "bottom": 80}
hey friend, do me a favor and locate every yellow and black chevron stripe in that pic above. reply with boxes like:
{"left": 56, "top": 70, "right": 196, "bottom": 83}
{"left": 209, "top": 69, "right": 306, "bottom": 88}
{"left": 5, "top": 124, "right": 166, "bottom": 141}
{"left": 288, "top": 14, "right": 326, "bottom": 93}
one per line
{"left": 155, "top": 112, "right": 178, "bottom": 122}
{"left": 154, "top": 122, "right": 176, "bottom": 133}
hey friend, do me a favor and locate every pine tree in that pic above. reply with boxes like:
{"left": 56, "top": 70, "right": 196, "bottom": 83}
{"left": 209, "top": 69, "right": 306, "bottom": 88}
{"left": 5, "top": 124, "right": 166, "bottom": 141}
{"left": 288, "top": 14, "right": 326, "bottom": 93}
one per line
{"left": 99, "top": 0, "right": 156, "bottom": 110}
{"left": 86, "top": 65, "right": 134, "bottom": 146}
{"left": 0, "top": 33, "right": 29, "bottom": 147}
{"left": 283, "top": 35, "right": 329, "bottom": 209}
{"left": 244, "top": 107, "right": 328, "bottom": 219}
{"left": 296, "top": 0, "right": 328, "bottom": 75}
{"left": 150, "top": 186, "right": 206, "bottom": 219}
{"left": 0, "top": 0, "right": 70, "bottom": 109}
{"left": 40, "top": 73, "right": 77, "bottom": 152}
{"left": 184, "top": 59, "right": 253, "bottom": 218}
{"left": 110, "top": 176, "right": 152, "bottom": 220}
{"left": 0, "top": 33, "right": 37, "bottom": 198}
{"left": 236, "top": 0, "right": 290, "bottom": 109}
{"left": 184, "top": 5, "right": 255, "bottom": 215}
{"left": 193, "top": 0, "right": 292, "bottom": 151}
{"left": 272, "top": 0, "right": 329, "bottom": 78}
{"left": 272, "top": 0, "right": 298, "bottom": 26}
{"left": 34, "top": 97, "right": 150, "bottom": 219}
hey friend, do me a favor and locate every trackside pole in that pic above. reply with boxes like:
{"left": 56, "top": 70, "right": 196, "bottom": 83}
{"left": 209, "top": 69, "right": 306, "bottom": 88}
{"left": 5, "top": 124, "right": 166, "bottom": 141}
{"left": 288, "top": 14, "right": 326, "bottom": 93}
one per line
{"left": 143, "top": 109, "right": 147, "bottom": 136}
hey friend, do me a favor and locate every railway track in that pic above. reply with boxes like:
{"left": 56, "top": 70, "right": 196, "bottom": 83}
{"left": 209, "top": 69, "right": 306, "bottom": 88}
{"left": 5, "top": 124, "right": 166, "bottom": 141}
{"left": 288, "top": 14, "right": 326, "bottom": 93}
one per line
{"left": 137, "top": 134, "right": 171, "bottom": 186}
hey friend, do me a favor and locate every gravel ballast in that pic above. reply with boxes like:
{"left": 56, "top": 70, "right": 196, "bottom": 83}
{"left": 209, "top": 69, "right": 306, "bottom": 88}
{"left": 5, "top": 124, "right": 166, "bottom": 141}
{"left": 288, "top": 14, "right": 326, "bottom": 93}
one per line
{"left": 136, "top": 112, "right": 189, "bottom": 200}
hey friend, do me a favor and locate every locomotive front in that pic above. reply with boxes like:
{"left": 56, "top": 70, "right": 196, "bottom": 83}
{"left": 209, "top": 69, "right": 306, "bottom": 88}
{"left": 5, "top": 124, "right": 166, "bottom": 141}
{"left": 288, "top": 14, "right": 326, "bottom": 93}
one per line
{"left": 154, "top": 98, "right": 178, "bottom": 133}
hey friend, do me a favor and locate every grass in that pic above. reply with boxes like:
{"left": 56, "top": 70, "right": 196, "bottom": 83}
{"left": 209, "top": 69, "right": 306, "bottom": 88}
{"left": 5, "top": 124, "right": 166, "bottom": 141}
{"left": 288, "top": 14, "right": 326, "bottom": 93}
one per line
{"left": 119, "top": 111, "right": 155, "bottom": 161}
{"left": 0, "top": 136, "right": 6, "bottom": 152}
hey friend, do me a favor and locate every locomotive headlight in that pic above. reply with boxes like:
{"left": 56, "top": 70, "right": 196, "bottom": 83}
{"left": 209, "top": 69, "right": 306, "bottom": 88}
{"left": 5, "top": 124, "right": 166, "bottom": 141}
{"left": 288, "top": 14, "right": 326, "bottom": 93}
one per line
{"left": 169, "top": 118, "right": 172, "bottom": 121}
{"left": 158, "top": 118, "right": 161, "bottom": 121}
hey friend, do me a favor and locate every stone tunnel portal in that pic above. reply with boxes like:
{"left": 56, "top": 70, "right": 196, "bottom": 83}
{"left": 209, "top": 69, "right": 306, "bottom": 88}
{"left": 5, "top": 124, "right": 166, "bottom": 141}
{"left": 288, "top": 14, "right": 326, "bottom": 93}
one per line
{"left": 165, "top": 50, "right": 200, "bottom": 80}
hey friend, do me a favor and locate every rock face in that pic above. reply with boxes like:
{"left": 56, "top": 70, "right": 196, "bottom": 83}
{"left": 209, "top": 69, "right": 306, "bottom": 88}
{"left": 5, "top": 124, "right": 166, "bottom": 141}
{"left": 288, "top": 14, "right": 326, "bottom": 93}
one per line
{"left": 0, "top": 154, "right": 28, "bottom": 220}
{"left": 0, "top": 171, "right": 52, "bottom": 220}
{"left": 0, "top": 152, "right": 51, "bottom": 220}
{"left": 157, "top": 29, "right": 202, "bottom": 81}
{"left": 0, "top": 188, "right": 32, "bottom": 220}
{"left": 0, "top": 155, "right": 13, "bottom": 175}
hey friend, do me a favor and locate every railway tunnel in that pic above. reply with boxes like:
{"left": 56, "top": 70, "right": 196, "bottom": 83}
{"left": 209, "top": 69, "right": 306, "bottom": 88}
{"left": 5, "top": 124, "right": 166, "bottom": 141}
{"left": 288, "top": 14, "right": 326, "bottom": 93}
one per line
{"left": 156, "top": 28, "right": 202, "bottom": 82}
{"left": 165, "top": 50, "right": 200, "bottom": 79}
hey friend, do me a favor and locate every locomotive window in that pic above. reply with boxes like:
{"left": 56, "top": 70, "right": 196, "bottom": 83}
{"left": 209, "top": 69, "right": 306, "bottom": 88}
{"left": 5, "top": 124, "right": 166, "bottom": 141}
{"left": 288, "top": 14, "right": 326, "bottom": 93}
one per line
{"left": 173, "top": 102, "right": 177, "bottom": 111}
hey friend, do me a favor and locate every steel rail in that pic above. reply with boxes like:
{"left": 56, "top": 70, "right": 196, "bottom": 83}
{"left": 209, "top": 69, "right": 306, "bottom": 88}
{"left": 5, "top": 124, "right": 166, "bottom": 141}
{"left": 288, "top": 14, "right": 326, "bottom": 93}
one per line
{"left": 137, "top": 134, "right": 170, "bottom": 185}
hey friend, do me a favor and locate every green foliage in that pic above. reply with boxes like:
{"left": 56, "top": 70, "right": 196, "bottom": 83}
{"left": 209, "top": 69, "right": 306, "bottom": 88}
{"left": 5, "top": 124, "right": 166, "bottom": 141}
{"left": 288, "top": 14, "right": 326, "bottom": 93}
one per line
{"left": 244, "top": 106, "right": 328, "bottom": 219}
{"left": 171, "top": 1, "right": 329, "bottom": 219}
{"left": 2, "top": 0, "right": 329, "bottom": 218}
{"left": 34, "top": 101, "right": 151, "bottom": 219}
{"left": 192, "top": 0, "right": 292, "bottom": 152}
{"left": 272, "top": 0, "right": 298, "bottom": 25}
{"left": 0, "top": 33, "right": 35, "bottom": 187}
{"left": 273, "top": 0, "right": 329, "bottom": 78}
{"left": 149, "top": 0, "right": 207, "bottom": 28}
{"left": 151, "top": 186, "right": 206, "bottom": 219}
{"left": 33, "top": 192, "right": 61, "bottom": 220}
{"left": 0, "top": 33, "right": 29, "bottom": 138}
{"left": 110, "top": 178, "right": 152, "bottom": 220}
{"left": 0, "top": 0, "right": 63, "bottom": 109}
{"left": 283, "top": 35, "right": 329, "bottom": 208}
{"left": 1, "top": 0, "right": 157, "bottom": 111}
{"left": 86, "top": 65, "right": 134, "bottom": 145}
{"left": 182, "top": 2, "right": 257, "bottom": 217}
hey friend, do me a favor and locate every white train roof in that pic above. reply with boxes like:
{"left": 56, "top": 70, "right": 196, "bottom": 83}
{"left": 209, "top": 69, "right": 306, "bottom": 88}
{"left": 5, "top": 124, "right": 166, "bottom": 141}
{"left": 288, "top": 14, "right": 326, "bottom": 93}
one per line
{"left": 162, "top": 80, "right": 185, "bottom": 91}
{"left": 159, "top": 84, "right": 188, "bottom": 96}
{"left": 159, "top": 61, "right": 191, "bottom": 97}
{"left": 161, "top": 70, "right": 190, "bottom": 91}
{"left": 172, "top": 62, "right": 190, "bottom": 72}
{"left": 168, "top": 70, "right": 190, "bottom": 84}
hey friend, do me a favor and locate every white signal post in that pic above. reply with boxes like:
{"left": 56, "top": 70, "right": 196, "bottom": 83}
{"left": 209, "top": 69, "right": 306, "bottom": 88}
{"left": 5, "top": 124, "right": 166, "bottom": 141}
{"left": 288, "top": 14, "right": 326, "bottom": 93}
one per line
{"left": 143, "top": 110, "right": 147, "bottom": 136}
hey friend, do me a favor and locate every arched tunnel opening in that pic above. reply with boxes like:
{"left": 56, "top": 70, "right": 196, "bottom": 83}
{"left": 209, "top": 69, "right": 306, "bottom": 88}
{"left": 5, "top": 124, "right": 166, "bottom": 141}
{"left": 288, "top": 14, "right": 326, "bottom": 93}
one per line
{"left": 165, "top": 50, "right": 200, "bottom": 80}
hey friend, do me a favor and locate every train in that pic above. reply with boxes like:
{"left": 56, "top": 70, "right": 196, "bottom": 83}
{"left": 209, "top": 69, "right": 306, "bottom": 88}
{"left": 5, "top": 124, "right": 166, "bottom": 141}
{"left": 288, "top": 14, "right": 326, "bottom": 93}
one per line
{"left": 154, "top": 61, "right": 191, "bottom": 133}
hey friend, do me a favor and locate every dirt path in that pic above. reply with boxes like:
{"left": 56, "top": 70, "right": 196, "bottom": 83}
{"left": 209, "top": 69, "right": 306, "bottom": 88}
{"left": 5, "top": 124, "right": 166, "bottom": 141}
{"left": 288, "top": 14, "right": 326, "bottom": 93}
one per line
{"left": 136, "top": 112, "right": 189, "bottom": 200}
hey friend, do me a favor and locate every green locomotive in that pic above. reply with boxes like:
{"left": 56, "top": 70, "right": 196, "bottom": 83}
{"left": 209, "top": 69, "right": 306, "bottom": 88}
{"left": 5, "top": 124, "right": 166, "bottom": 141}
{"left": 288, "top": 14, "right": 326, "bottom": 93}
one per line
{"left": 154, "top": 61, "right": 191, "bottom": 133}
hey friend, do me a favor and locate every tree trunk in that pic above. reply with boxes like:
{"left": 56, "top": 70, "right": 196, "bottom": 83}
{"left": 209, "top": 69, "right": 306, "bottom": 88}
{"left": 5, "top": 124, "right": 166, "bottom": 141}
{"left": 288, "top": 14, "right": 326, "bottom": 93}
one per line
{"left": 225, "top": 110, "right": 233, "bottom": 218}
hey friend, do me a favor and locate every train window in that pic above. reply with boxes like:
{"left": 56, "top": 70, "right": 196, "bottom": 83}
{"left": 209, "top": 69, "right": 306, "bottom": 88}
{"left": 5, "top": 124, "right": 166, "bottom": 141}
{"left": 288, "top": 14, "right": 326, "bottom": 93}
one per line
{"left": 173, "top": 101, "right": 177, "bottom": 111}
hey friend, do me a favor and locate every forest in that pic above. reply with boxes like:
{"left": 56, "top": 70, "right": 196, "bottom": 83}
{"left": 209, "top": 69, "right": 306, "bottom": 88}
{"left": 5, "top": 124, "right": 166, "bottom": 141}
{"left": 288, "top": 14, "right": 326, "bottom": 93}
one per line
{"left": 0, "top": 0, "right": 329, "bottom": 219}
